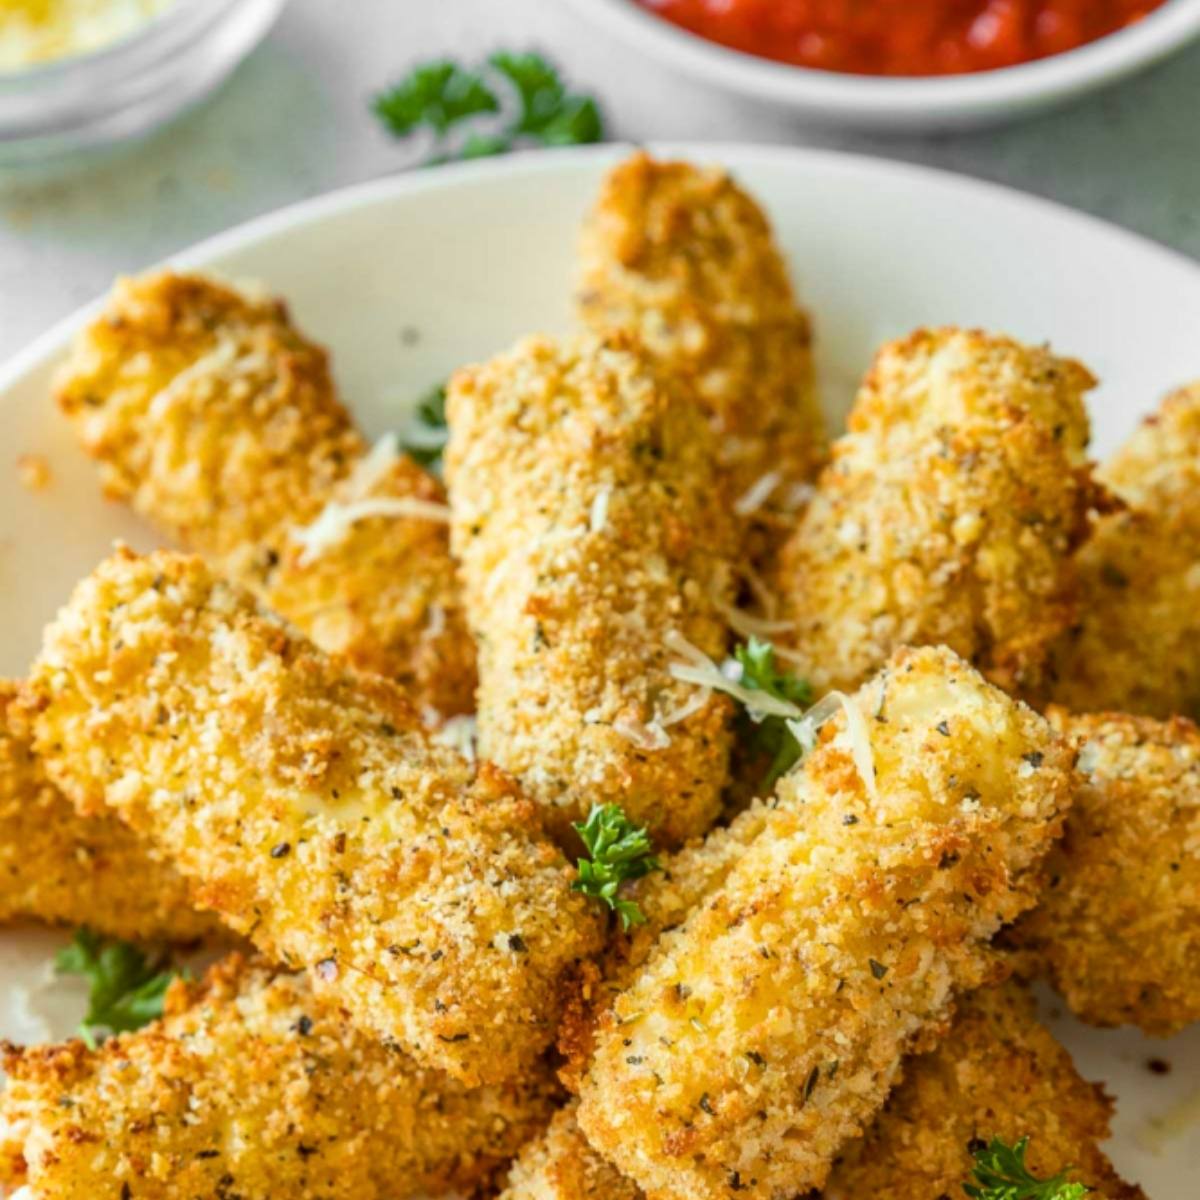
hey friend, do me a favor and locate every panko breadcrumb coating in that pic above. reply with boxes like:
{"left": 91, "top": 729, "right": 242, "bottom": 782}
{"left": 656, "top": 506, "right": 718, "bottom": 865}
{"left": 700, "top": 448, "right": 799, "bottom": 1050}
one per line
{"left": 505, "top": 987, "right": 1142, "bottom": 1200}
{"left": 55, "top": 270, "right": 474, "bottom": 716}
{"left": 0, "top": 681, "right": 216, "bottom": 943}
{"left": 774, "top": 328, "right": 1106, "bottom": 696}
{"left": 577, "top": 152, "right": 825, "bottom": 551}
{"left": 0, "top": 954, "right": 562, "bottom": 1200}
{"left": 17, "top": 547, "right": 602, "bottom": 1085}
{"left": 1010, "top": 709, "right": 1200, "bottom": 1035}
{"left": 1047, "top": 382, "right": 1200, "bottom": 719}
{"left": 823, "top": 982, "right": 1145, "bottom": 1200}
{"left": 447, "top": 334, "right": 735, "bottom": 848}
{"left": 574, "top": 645, "right": 1074, "bottom": 1200}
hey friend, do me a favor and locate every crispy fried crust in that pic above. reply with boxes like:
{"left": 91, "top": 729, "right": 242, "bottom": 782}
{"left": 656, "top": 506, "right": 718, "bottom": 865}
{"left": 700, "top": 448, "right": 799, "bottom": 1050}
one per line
{"left": 1011, "top": 709, "right": 1200, "bottom": 1035}
{"left": 1, "top": 954, "right": 562, "bottom": 1200}
{"left": 446, "top": 334, "right": 734, "bottom": 848}
{"left": 505, "top": 987, "right": 1142, "bottom": 1200}
{"left": 0, "top": 681, "right": 216, "bottom": 942}
{"left": 16, "top": 547, "right": 602, "bottom": 1085}
{"left": 1047, "top": 382, "right": 1200, "bottom": 719}
{"left": 574, "top": 646, "right": 1074, "bottom": 1200}
{"left": 775, "top": 328, "right": 1106, "bottom": 695}
{"left": 823, "top": 983, "right": 1145, "bottom": 1200}
{"left": 577, "top": 152, "right": 825, "bottom": 551}
{"left": 55, "top": 270, "right": 475, "bottom": 716}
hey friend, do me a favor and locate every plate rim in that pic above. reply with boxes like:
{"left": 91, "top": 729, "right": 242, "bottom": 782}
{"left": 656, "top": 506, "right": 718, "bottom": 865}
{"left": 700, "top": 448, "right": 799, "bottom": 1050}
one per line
{"left": 2, "top": 140, "right": 1198, "bottom": 405}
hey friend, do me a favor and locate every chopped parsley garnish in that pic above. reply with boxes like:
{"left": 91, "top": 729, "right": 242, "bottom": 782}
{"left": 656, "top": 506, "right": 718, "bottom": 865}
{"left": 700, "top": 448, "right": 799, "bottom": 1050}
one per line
{"left": 400, "top": 383, "right": 449, "bottom": 472}
{"left": 372, "top": 60, "right": 498, "bottom": 136}
{"left": 735, "top": 637, "right": 814, "bottom": 790}
{"left": 55, "top": 928, "right": 182, "bottom": 1050}
{"left": 572, "top": 803, "right": 661, "bottom": 930}
{"left": 372, "top": 50, "right": 603, "bottom": 164}
{"left": 964, "top": 1136, "right": 1090, "bottom": 1200}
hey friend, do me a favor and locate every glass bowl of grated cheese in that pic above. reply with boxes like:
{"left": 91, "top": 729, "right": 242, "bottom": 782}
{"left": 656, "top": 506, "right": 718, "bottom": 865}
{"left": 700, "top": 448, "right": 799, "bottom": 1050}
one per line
{"left": 0, "top": 0, "right": 286, "bottom": 170}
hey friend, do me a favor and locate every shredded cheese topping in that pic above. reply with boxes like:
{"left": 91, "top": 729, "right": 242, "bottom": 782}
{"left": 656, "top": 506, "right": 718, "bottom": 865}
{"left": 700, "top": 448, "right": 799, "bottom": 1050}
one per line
{"left": 290, "top": 433, "right": 450, "bottom": 565}
{"left": 613, "top": 716, "right": 671, "bottom": 751}
{"left": 432, "top": 714, "right": 478, "bottom": 763}
{"left": 666, "top": 631, "right": 878, "bottom": 795}
{"left": 589, "top": 486, "right": 611, "bottom": 534}
{"left": 733, "top": 469, "right": 782, "bottom": 517}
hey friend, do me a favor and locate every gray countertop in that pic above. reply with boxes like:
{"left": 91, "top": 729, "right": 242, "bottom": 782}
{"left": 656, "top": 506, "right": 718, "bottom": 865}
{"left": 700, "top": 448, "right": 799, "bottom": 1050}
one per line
{"left": 0, "top": 0, "right": 1197, "bottom": 360}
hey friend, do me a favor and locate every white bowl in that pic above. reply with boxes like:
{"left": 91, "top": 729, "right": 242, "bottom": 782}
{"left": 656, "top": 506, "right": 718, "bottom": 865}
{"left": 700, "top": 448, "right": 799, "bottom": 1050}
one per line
{"left": 564, "top": 0, "right": 1200, "bottom": 130}
{"left": 1, "top": 145, "right": 1199, "bottom": 1195}
{"left": 0, "top": 0, "right": 287, "bottom": 173}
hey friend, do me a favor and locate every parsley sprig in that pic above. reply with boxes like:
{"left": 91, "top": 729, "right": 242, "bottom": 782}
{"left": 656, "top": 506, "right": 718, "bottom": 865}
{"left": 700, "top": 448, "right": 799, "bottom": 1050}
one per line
{"left": 400, "top": 383, "right": 449, "bottom": 473}
{"left": 373, "top": 50, "right": 603, "bottom": 164}
{"left": 735, "top": 637, "right": 814, "bottom": 791}
{"left": 572, "top": 804, "right": 660, "bottom": 930}
{"left": 55, "top": 928, "right": 182, "bottom": 1050}
{"left": 964, "top": 1136, "right": 1090, "bottom": 1200}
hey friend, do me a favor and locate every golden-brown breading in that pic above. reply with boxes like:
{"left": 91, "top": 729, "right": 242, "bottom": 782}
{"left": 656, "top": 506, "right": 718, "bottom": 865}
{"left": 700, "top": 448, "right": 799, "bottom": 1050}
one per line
{"left": 55, "top": 270, "right": 475, "bottom": 716}
{"left": 774, "top": 328, "right": 1106, "bottom": 696}
{"left": 446, "top": 333, "right": 735, "bottom": 848}
{"left": 823, "top": 982, "right": 1145, "bottom": 1200}
{"left": 16, "top": 547, "right": 603, "bottom": 1085}
{"left": 577, "top": 152, "right": 825, "bottom": 550}
{"left": 505, "top": 987, "right": 1143, "bottom": 1200}
{"left": 0, "top": 954, "right": 562, "bottom": 1200}
{"left": 0, "top": 681, "right": 216, "bottom": 943}
{"left": 574, "top": 645, "right": 1074, "bottom": 1200}
{"left": 1047, "top": 382, "right": 1200, "bottom": 719}
{"left": 1010, "top": 709, "right": 1200, "bottom": 1035}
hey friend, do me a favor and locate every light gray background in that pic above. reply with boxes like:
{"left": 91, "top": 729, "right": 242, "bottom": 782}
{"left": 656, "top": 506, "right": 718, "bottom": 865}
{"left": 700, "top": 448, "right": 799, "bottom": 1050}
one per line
{"left": 0, "top": 0, "right": 1197, "bottom": 360}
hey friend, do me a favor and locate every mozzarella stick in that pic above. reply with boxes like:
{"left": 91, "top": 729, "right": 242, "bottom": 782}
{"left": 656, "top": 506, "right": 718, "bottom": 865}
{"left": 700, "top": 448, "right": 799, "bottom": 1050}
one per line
{"left": 774, "top": 328, "right": 1106, "bottom": 696}
{"left": 1048, "top": 382, "right": 1200, "bottom": 719}
{"left": 822, "top": 982, "right": 1144, "bottom": 1200}
{"left": 1011, "top": 709, "right": 1200, "bottom": 1035}
{"left": 16, "top": 547, "right": 602, "bottom": 1085}
{"left": 446, "top": 333, "right": 735, "bottom": 848}
{"left": 505, "top": 987, "right": 1142, "bottom": 1200}
{"left": 574, "top": 645, "right": 1074, "bottom": 1200}
{"left": 0, "top": 681, "right": 216, "bottom": 943}
{"left": 0, "top": 954, "right": 561, "bottom": 1200}
{"left": 577, "top": 152, "right": 825, "bottom": 547}
{"left": 55, "top": 270, "right": 474, "bottom": 717}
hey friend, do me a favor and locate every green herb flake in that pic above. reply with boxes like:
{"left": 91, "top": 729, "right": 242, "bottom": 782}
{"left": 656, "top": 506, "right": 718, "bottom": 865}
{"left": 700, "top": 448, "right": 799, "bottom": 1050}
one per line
{"left": 373, "top": 60, "right": 498, "bottom": 136}
{"left": 963, "top": 1136, "right": 1091, "bottom": 1200}
{"left": 399, "top": 383, "right": 449, "bottom": 472}
{"left": 373, "top": 51, "right": 603, "bottom": 165}
{"left": 734, "top": 637, "right": 814, "bottom": 791}
{"left": 571, "top": 803, "right": 661, "bottom": 930}
{"left": 55, "top": 928, "right": 182, "bottom": 1049}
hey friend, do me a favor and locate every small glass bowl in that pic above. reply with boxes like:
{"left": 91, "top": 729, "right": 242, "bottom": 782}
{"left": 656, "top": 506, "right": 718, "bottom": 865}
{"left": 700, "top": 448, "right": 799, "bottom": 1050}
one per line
{"left": 0, "top": 0, "right": 287, "bottom": 172}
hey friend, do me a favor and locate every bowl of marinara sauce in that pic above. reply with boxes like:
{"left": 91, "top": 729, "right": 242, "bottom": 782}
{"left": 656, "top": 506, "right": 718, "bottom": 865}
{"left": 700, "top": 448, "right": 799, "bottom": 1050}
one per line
{"left": 564, "top": 0, "right": 1200, "bottom": 129}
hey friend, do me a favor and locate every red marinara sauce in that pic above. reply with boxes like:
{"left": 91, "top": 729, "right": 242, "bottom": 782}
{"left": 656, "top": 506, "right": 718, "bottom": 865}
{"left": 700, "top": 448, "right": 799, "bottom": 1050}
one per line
{"left": 635, "top": 0, "right": 1168, "bottom": 76}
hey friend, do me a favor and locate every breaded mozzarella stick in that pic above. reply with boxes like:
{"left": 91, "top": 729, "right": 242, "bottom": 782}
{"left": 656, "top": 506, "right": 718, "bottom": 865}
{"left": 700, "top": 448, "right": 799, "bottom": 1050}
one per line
{"left": 574, "top": 645, "right": 1074, "bottom": 1200}
{"left": 17, "top": 548, "right": 602, "bottom": 1085}
{"left": 0, "top": 681, "right": 215, "bottom": 943}
{"left": 1048, "top": 382, "right": 1200, "bottom": 719}
{"left": 55, "top": 270, "right": 474, "bottom": 716}
{"left": 775, "top": 328, "right": 1105, "bottom": 696}
{"left": 1011, "top": 709, "right": 1200, "bottom": 1035}
{"left": 504, "top": 987, "right": 1142, "bottom": 1200}
{"left": 0, "top": 955, "right": 561, "bottom": 1200}
{"left": 577, "top": 152, "right": 825, "bottom": 546}
{"left": 447, "top": 334, "right": 735, "bottom": 848}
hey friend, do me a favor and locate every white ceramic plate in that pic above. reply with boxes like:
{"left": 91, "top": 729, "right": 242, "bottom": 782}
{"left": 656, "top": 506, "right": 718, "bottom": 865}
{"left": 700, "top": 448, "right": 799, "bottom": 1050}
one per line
{"left": 1, "top": 144, "right": 1198, "bottom": 1195}
{"left": 565, "top": 0, "right": 1200, "bottom": 131}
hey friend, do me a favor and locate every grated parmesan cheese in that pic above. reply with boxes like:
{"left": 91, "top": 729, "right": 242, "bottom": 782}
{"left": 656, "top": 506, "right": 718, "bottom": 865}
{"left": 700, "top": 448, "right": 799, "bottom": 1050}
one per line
{"left": 733, "top": 469, "right": 782, "bottom": 517}
{"left": 786, "top": 691, "right": 878, "bottom": 801}
{"left": 433, "top": 714, "right": 478, "bottom": 763}
{"left": 613, "top": 716, "right": 671, "bottom": 751}
{"left": 589, "top": 486, "right": 611, "bottom": 533}
{"left": 715, "top": 599, "right": 795, "bottom": 642}
{"left": 290, "top": 433, "right": 450, "bottom": 564}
